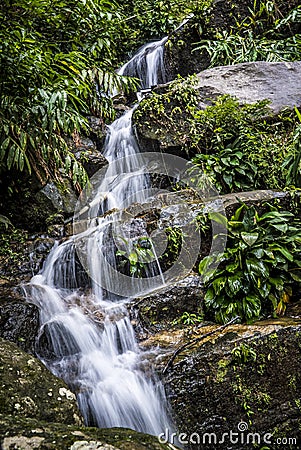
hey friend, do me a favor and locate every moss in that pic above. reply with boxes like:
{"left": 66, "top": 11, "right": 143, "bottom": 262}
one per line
{"left": 0, "top": 415, "right": 174, "bottom": 450}
{"left": 0, "top": 338, "right": 82, "bottom": 425}
{"left": 216, "top": 358, "right": 230, "bottom": 383}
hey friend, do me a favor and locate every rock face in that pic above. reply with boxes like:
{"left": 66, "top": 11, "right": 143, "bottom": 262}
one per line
{"left": 0, "top": 297, "right": 39, "bottom": 353}
{"left": 0, "top": 416, "right": 176, "bottom": 450}
{"left": 196, "top": 61, "right": 301, "bottom": 114}
{"left": 68, "top": 131, "right": 108, "bottom": 178}
{"left": 0, "top": 338, "right": 82, "bottom": 425}
{"left": 134, "top": 61, "right": 301, "bottom": 149}
{"left": 0, "top": 330, "right": 178, "bottom": 450}
{"left": 162, "top": 323, "right": 301, "bottom": 449}
{"left": 131, "top": 275, "right": 204, "bottom": 338}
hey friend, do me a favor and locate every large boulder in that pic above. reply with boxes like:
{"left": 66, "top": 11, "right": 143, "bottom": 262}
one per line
{"left": 0, "top": 416, "right": 176, "bottom": 450}
{"left": 196, "top": 61, "right": 301, "bottom": 114}
{"left": 0, "top": 338, "right": 82, "bottom": 425}
{"left": 134, "top": 61, "right": 301, "bottom": 149}
{"left": 0, "top": 333, "right": 176, "bottom": 450}
{"left": 131, "top": 274, "right": 204, "bottom": 338}
{"left": 0, "top": 296, "right": 39, "bottom": 354}
{"left": 161, "top": 322, "right": 301, "bottom": 449}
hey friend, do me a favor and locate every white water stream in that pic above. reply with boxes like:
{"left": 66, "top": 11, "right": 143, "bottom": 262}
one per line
{"left": 23, "top": 38, "right": 175, "bottom": 436}
{"left": 117, "top": 36, "right": 167, "bottom": 90}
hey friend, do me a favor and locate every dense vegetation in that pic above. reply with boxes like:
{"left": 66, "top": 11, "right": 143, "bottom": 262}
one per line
{"left": 135, "top": 77, "right": 301, "bottom": 193}
{"left": 194, "top": 1, "right": 301, "bottom": 65}
{"left": 0, "top": 0, "right": 204, "bottom": 191}
{"left": 134, "top": 0, "right": 301, "bottom": 323}
{"left": 200, "top": 203, "right": 301, "bottom": 323}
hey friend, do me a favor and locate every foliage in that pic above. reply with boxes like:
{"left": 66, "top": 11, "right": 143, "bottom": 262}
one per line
{"left": 134, "top": 74, "right": 200, "bottom": 147}
{"left": 116, "top": 236, "right": 155, "bottom": 277}
{"left": 0, "top": 0, "right": 135, "bottom": 188}
{"left": 199, "top": 203, "right": 301, "bottom": 324}
{"left": 194, "top": 2, "right": 301, "bottom": 66}
{"left": 231, "top": 343, "right": 257, "bottom": 365}
{"left": 0, "top": 225, "right": 27, "bottom": 263}
{"left": 282, "top": 107, "right": 301, "bottom": 188}
{"left": 119, "top": 0, "right": 213, "bottom": 55}
{"left": 0, "top": 215, "right": 13, "bottom": 230}
{"left": 172, "top": 311, "right": 203, "bottom": 326}
{"left": 137, "top": 80, "right": 301, "bottom": 194}
{"left": 188, "top": 96, "right": 301, "bottom": 193}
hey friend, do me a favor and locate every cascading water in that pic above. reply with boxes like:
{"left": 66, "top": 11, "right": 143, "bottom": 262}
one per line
{"left": 117, "top": 37, "right": 168, "bottom": 90}
{"left": 23, "top": 37, "right": 175, "bottom": 437}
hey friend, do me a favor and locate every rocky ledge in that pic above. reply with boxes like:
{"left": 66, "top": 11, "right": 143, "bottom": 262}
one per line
{"left": 153, "top": 320, "right": 301, "bottom": 450}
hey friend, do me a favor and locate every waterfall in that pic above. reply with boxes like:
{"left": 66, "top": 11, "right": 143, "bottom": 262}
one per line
{"left": 23, "top": 37, "right": 175, "bottom": 437}
{"left": 117, "top": 37, "right": 168, "bottom": 90}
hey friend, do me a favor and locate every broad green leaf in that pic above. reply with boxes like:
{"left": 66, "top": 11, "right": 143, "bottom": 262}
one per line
{"left": 273, "top": 246, "right": 294, "bottom": 262}
{"left": 241, "top": 231, "right": 259, "bottom": 246}
{"left": 270, "top": 223, "right": 288, "bottom": 233}
{"left": 208, "top": 212, "right": 228, "bottom": 228}
{"left": 227, "top": 274, "right": 243, "bottom": 293}
{"left": 246, "top": 258, "right": 269, "bottom": 278}
{"left": 290, "top": 272, "right": 301, "bottom": 282}
{"left": 204, "top": 287, "right": 215, "bottom": 304}
{"left": 226, "top": 261, "right": 239, "bottom": 273}
{"left": 252, "top": 248, "right": 264, "bottom": 258}
{"left": 129, "top": 251, "right": 138, "bottom": 265}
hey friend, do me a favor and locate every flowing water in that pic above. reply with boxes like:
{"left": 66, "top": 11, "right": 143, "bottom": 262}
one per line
{"left": 117, "top": 36, "right": 168, "bottom": 90}
{"left": 23, "top": 37, "right": 175, "bottom": 436}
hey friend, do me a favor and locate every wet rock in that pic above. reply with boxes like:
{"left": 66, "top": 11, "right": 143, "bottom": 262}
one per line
{"left": 131, "top": 274, "right": 204, "bottom": 338}
{"left": 88, "top": 115, "right": 106, "bottom": 142}
{"left": 0, "top": 338, "right": 83, "bottom": 425}
{"left": 40, "top": 180, "right": 78, "bottom": 216}
{"left": 0, "top": 416, "right": 176, "bottom": 450}
{"left": 0, "top": 175, "right": 78, "bottom": 232}
{"left": 0, "top": 296, "right": 39, "bottom": 353}
{"left": 0, "top": 229, "right": 55, "bottom": 287}
{"left": 68, "top": 132, "right": 108, "bottom": 178}
{"left": 165, "top": 19, "right": 209, "bottom": 80}
{"left": 163, "top": 323, "right": 301, "bottom": 449}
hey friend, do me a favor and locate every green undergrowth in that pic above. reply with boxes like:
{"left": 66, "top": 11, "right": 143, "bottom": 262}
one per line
{"left": 194, "top": 2, "right": 301, "bottom": 66}
{"left": 135, "top": 79, "right": 301, "bottom": 193}
{"left": 199, "top": 202, "right": 301, "bottom": 324}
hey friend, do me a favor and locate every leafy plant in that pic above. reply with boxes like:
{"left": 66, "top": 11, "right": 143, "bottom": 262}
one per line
{"left": 282, "top": 107, "right": 301, "bottom": 188}
{"left": 231, "top": 343, "right": 257, "bottom": 365}
{"left": 193, "top": 3, "right": 301, "bottom": 67}
{"left": 199, "top": 203, "right": 301, "bottom": 323}
{"left": 188, "top": 96, "right": 298, "bottom": 193}
{"left": 191, "top": 142, "right": 258, "bottom": 193}
{"left": 0, "top": 215, "right": 13, "bottom": 229}
{"left": 0, "top": 0, "right": 136, "bottom": 189}
{"left": 172, "top": 311, "right": 203, "bottom": 326}
{"left": 116, "top": 236, "right": 155, "bottom": 277}
{"left": 194, "top": 30, "right": 301, "bottom": 67}
{"left": 119, "top": 0, "right": 213, "bottom": 53}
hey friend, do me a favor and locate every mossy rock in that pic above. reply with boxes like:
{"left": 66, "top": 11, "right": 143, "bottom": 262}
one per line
{"left": 163, "top": 324, "right": 301, "bottom": 449}
{"left": 0, "top": 338, "right": 82, "bottom": 425}
{"left": 0, "top": 415, "right": 177, "bottom": 449}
